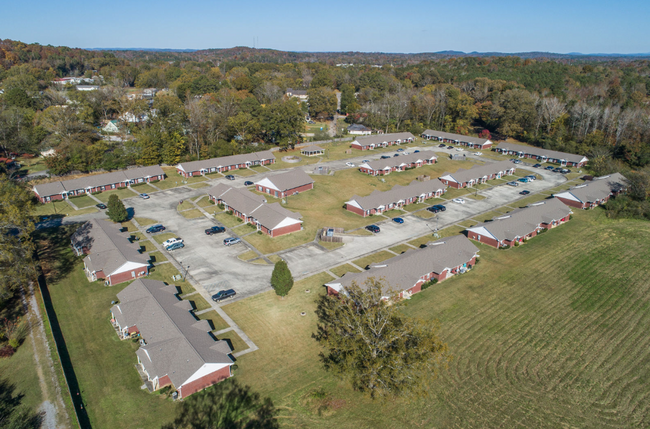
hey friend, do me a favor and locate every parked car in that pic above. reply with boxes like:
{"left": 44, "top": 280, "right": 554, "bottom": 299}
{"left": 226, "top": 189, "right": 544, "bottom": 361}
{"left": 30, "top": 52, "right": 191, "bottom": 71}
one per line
{"left": 165, "top": 242, "right": 185, "bottom": 251}
{"left": 345, "top": 162, "right": 355, "bottom": 167}
{"left": 438, "top": 144, "right": 447, "bottom": 148}
{"left": 162, "top": 237, "right": 183, "bottom": 248}
{"left": 414, "top": 150, "right": 420, "bottom": 153}
{"left": 365, "top": 224, "right": 380, "bottom": 233}
{"left": 393, "top": 153, "right": 400, "bottom": 157}
{"left": 545, "top": 166, "right": 555, "bottom": 171}
{"left": 561, "top": 168, "right": 570, "bottom": 174}
{"left": 380, "top": 155, "right": 391, "bottom": 159}
{"left": 96, "top": 203, "right": 107, "bottom": 209}
{"left": 205, "top": 226, "right": 226, "bottom": 235}
{"left": 520, "top": 190, "right": 531, "bottom": 195}
{"left": 396, "top": 148, "right": 404, "bottom": 152}
{"left": 447, "top": 146, "right": 454, "bottom": 149}
{"left": 518, "top": 177, "right": 530, "bottom": 183}
{"left": 392, "top": 217, "right": 404, "bottom": 224}
{"left": 553, "top": 167, "right": 563, "bottom": 173}
{"left": 211, "top": 289, "right": 236, "bottom": 302}
{"left": 452, "top": 198, "right": 466, "bottom": 204}
{"left": 362, "top": 160, "right": 370, "bottom": 163}
{"left": 526, "top": 175, "right": 537, "bottom": 181}
{"left": 533, "top": 163, "right": 542, "bottom": 168}
{"left": 427, "top": 204, "right": 446, "bottom": 213}
{"left": 474, "top": 152, "right": 482, "bottom": 156}
{"left": 146, "top": 224, "right": 165, "bottom": 233}
{"left": 513, "top": 159, "right": 522, "bottom": 164}
{"left": 455, "top": 147, "right": 464, "bottom": 152}
{"left": 225, "top": 174, "right": 236, "bottom": 180}
{"left": 223, "top": 237, "right": 241, "bottom": 246}
{"left": 244, "top": 181, "right": 254, "bottom": 186}
{"left": 139, "top": 193, "right": 150, "bottom": 199}
{"left": 506, "top": 181, "right": 520, "bottom": 187}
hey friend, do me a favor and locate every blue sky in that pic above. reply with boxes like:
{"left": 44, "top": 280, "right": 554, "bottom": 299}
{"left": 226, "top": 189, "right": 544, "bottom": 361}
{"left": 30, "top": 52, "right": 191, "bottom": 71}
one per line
{"left": 2, "top": 0, "right": 649, "bottom": 53}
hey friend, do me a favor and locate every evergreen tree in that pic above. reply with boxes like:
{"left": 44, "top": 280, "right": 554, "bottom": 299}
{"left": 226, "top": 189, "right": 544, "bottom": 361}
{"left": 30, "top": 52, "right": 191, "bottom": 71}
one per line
{"left": 270, "top": 260, "right": 293, "bottom": 297}
{"left": 107, "top": 194, "right": 129, "bottom": 222}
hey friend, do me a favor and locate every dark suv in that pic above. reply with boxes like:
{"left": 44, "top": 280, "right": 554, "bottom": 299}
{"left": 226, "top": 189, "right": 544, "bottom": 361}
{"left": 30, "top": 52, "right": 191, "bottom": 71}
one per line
{"left": 205, "top": 226, "right": 226, "bottom": 235}
{"left": 146, "top": 224, "right": 165, "bottom": 233}
{"left": 211, "top": 289, "right": 236, "bottom": 302}
{"left": 427, "top": 204, "right": 446, "bottom": 213}
{"left": 365, "top": 224, "right": 380, "bottom": 233}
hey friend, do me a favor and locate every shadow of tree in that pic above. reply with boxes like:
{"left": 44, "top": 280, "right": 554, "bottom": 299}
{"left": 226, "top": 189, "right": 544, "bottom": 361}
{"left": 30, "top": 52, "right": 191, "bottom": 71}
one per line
{"left": 161, "top": 379, "right": 279, "bottom": 429}
{"left": 0, "top": 378, "right": 44, "bottom": 428}
{"left": 33, "top": 225, "right": 80, "bottom": 284}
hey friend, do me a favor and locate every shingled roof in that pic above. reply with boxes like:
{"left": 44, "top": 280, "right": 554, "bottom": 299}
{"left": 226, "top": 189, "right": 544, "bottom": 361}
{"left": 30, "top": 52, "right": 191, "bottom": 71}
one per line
{"left": 254, "top": 169, "right": 314, "bottom": 192}
{"left": 71, "top": 219, "right": 148, "bottom": 276}
{"left": 352, "top": 132, "right": 415, "bottom": 146}
{"left": 111, "top": 279, "right": 233, "bottom": 390}
{"left": 177, "top": 151, "right": 275, "bottom": 174}
{"left": 495, "top": 141, "right": 588, "bottom": 164}
{"left": 346, "top": 179, "right": 446, "bottom": 211}
{"left": 325, "top": 235, "right": 479, "bottom": 294}
{"left": 468, "top": 198, "right": 572, "bottom": 242}
{"left": 440, "top": 160, "right": 514, "bottom": 185}
{"left": 421, "top": 129, "right": 491, "bottom": 146}
{"left": 359, "top": 151, "right": 437, "bottom": 171}
{"left": 554, "top": 173, "right": 627, "bottom": 203}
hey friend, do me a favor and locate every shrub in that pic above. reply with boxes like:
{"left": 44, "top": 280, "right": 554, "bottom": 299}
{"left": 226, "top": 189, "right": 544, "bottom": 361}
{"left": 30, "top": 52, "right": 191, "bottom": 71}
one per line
{"left": 218, "top": 203, "right": 225, "bottom": 210}
{"left": 8, "top": 339, "right": 19, "bottom": 349}
{"left": 421, "top": 278, "right": 438, "bottom": 290}
{"left": 514, "top": 241, "right": 520, "bottom": 247}
{"left": 107, "top": 194, "right": 129, "bottom": 222}
{"left": 0, "top": 345, "right": 15, "bottom": 358}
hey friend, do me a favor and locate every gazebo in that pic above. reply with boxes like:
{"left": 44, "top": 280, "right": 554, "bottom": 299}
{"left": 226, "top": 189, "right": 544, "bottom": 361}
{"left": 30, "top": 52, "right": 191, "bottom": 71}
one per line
{"left": 300, "top": 145, "right": 325, "bottom": 157}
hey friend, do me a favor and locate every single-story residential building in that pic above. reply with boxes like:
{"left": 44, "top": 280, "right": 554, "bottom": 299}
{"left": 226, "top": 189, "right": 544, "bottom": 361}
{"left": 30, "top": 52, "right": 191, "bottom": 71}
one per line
{"left": 71, "top": 219, "right": 149, "bottom": 285}
{"left": 495, "top": 142, "right": 588, "bottom": 167}
{"left": 300, "top": 145, "right": 325, "bottom": 157}
{"left": 467, "top": 198, "right": 572, "bottom": 248}
{"left": 102, "top": 120, "right": 120, "bottom": 134}
{"left": 358, "top": 151, "right": 437, "bottom": 176}
{"left": 421, "top": 130, "right": 493, "bottom": 150}
{"left": 208, "top": 184, "right": 303, "bottom": 237}
{"left": 346, "top": 179, "right": 446, "bottom": 217}
{"left": 324, "top": 235, "right": 479, "bottom": 299}
{"left": 286, "top": 88, "right": 308, "bottom": 101}
{"left": 439, "top": 160, "right": 515, "bottom": 189}
{"left": 351, "top": 132, "right": 415, "bottom": 150}
{"left": 347, "top": 124, "right": 372, "bottom": 136}
{"left": 110, "top": 279, "right": 234, "bottom": 399}
{"left": 554, "top": 173, "right": 627, "bottom": 209}
{"left": 33, "top": 165, "right": 165, "bottom": 203}
{"left": 255, "top": 169, "right": 314, "bottom": 198}
{"left": 176, "top": 151, "right": 275, "bottom": 178}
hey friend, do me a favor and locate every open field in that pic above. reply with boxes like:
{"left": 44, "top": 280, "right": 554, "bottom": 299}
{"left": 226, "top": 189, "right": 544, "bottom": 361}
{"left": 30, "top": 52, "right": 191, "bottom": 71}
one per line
{"left": 32, "top": 201, "right": 98, "bottom": 217}
{"left": 196, "top": 310, "right": 230, "bottom": 332}
{"left": 222, "top": 209, "right": 650, "bottom": 428}
{"left": 68, "top": 194, "right": 97, "bottom": 208}
{"left": 94, "top": 187, "right": 138, "bottom": 203}
{"left": 329, "top": 263, "right": 362, "bottom": 277}
{"left": 180, "top": 208, "right": 204, "bottom": 219}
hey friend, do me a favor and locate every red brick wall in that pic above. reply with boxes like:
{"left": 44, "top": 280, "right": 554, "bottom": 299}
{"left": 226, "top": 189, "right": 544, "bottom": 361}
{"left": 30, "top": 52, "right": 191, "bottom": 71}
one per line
{"left": 467, "top": 230, "right": 500, "bottom": 248}
{"left": 555, "top": 197, "right": 586, "bottom": 209}
{"left": 271, "top": 222, "right": 302, "bottom": 237}
{"left": 327, "top": 286, "right": 339, "bottom": 295}
{"left": 346, "top": 204, "right": 366, "bottom": 216}
{"left": 283, "top": 182, "right": 314, "bottom": 196}
{"left": 178, "top": 365, "right": 232, "bottom": 398}
{"left": 107, "top": 267, "right": 148, "bottom": 286}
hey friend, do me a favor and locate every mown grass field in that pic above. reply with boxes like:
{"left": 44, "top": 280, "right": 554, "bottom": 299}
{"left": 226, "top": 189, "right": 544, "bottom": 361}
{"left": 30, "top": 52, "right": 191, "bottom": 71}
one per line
{"left": 222, "top": 208, "right": 650, "bottom": 428}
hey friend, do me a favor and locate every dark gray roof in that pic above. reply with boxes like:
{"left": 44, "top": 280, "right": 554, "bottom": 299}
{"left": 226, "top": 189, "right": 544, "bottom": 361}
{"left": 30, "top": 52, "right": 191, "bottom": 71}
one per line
{"left": 112, "top": 279, "right": 232, "bottom": 389}
{"left": 468, "top": 198, "right": 572, "bottom": 241}
{"left": 71, "top": 219, "right": 148, "bottom": 275}
{"left": 421, "top": 129, "right": 491, "bottom": 146}
{"left": 301, "top": 145, "right": 324, "bottom": 152}
{"left": 347, "top": 179, "right": 446, "bottom": 211}
{"left": 207, "top": 184, "right": 302, "bottom": 230}
{"left": 352, "top": 132, "right": 415, "bottom": 146}
{"left": 255, "top": 169, "right": 314, "bottom": 192}
{"left": 440, "top": 160, "right": 514, "bottom": 184}
{"left": 555, "top": 173, "right": 627, "bottom": 203}
{"left": 177, "top": 151, "right": 275, "bottom": 174}
{"left": 325, "top": 235, "right": 478, "bottom": 293}
{"left": 348, "top": 124, "right": 371, "bottom": 132}
{"left": 361, "top": 151, "right": 437, "bottom": 171}
{"left": 495, "top": 141, "right": 588, "bottom": 164}
{"left": 33, "top": 165, "right": 164, "bottom": 197}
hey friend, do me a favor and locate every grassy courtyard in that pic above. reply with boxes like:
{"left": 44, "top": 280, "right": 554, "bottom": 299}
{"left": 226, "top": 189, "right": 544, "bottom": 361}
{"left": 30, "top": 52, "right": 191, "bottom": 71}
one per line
{"left": 221, "top": 208, "right": 650, "bottom": 428}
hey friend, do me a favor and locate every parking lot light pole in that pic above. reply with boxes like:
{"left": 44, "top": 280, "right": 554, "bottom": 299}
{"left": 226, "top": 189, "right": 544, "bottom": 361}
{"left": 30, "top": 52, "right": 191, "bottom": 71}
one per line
{"left": 183, "top": 265, "right": 190, "bottom": 281}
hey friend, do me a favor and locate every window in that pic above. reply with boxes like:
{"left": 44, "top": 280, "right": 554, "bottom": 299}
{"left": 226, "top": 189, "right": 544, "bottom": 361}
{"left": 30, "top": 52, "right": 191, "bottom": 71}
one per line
{"left": 131, "top": 271, "right": 135, "bottom": 278}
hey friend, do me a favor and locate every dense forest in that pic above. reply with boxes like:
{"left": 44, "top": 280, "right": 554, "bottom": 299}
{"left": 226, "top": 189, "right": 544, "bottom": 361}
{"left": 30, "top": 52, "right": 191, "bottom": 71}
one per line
{"left": 1, "top": 38, "right": 649, "bottom": 178}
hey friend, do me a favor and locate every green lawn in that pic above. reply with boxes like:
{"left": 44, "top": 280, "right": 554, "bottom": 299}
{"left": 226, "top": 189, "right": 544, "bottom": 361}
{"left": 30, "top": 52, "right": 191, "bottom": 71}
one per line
{"left": 148, "top": 263, "right": 183, "bottom": 284}
{"left": 401, "top": 202, "right": 430, "bottom": 212}
{"left": 232, "top": 223, "right": 258, "bottom": 235}
{"left": 352, "top": 250, "right": 396, "bottom": 269}
{"left": 329, "top": 263, "right": 362, "bottom": 277}
{"left": 232, "top": 168, "right": 258, "bottom": 177}
{"left": 178, "top": 201, "right": 195, "bottom": 211}
{"left": 32, "top": 201, "right": 98, "bottom": 217}
{"left": 187, "top": 182, "right": 210, "bottom": 189}
{"left": 37, "top": 230, "right": 178, "bottom": 429}
{"left": 68, "top": 194, "right": 97, "bottom": 208}
{"left": 267, "top": 254, "right": 284, "bottom": 264}
{"left": 221, "top": 209, "right": 650, "bottom": 428}
{"left": 147, "top": 251, "right": 167, "bottom": 263}
{"left": 195, "top": 196, "right": 215, "bottom": 208}
{"left": 133, "top": 217, "right": 158, "bottom": 226}
{"left": 180, "top": 209, "right": 204, "bottom": 219}
{"left": 196, "top": 310, "right": 230, "bottom": 332}
{"left": 0, "top": 329, "right": 43, "bottom": 413}
{"left": 155, "top": 167, "right": 208, "bottom": 190}
{"left": 215, "top": 212, "right": 244, "bottom": 228}
{"left": 95, "top": 187, "right": 138, "bottom": 203}
{"left": 237, "top": 250, "right": 259, "bottom": 261}
{"left": 188, "top": 295, "right": 212, "bottom": 312}
{"left": 136, "top": 240, "right": 157, "bottom": 253}
{"left": 129, "top": 183, "right": 157, "bottom": 194}
{"left": 318, "top": 241, "right": 345, "bottom": 251}
{"left": 389, "top": 244, "right": 412, "bottom": 254}
{"left": 215, "top": 330, "right": 249, "bottom": 354}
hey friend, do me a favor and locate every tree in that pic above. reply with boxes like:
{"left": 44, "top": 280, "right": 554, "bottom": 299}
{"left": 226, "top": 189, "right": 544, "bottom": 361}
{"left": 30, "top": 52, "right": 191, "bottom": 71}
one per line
{"left": 162, "top": 379, "right": 278, "bottom": 429}
{"left": 107, "top": 194, "right": 129, "bottom": 222}
{"left": 307, "top": 87, "right": 337, "bottom": 120}
{"left": 270, "top": 260, "right": 293, "bottom": 297}
{"left": 313, "top": 278, "right": 448, "bottom": 398}
{"left": 0, "top": 378, "right": 43, "bottom": 429}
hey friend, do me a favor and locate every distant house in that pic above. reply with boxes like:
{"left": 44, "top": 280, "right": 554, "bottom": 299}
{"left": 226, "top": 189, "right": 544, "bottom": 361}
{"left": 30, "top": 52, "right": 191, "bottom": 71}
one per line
{"left": 421, "top": 130, "right": 493, "bottom": 150}
{"left": 102, "top": 120, "right": 120, "bottom": 134}
{"left": 300, "top": 145, "right": 325, "bottom": 157}
{"left": 439, "top": 160, "right": 515, "bottom": 189}
{"left": 76, "top": 85, "right": 100, "bottom": 91}
{"left": 358, "top": 151, "right": 437, "bottom": 176}
{"left": 176, "top": 151, "right": 275, "bottom": 178}
{"left": 495, "top": 142, "right": 588, "bottom": 167}
{"left": 347, "top": 124, "right": 372, "bottom": 136}
{"left": 255, "top": 169, "right": 314, "bottom": 198}
{"left": 286, "top": 88, "right": 308, "bottom": 101}
{"left": 110, "top": 279, "right": 233, "bottom": 398}
{"left": 467, "top": 198, "right": 572, "bottom": 248}
{"left": 33, "top": 165, "right": 165, "bottom": 203}
{"left": 351, "top": 132, "right": 415, "bottom": 150}
{"left": 207, "top": 184, "right": 303, "bottom": 237}
{"left": 346, "top": 179, "right": 446, "bottom": 217}
{"left": 71, "top": 219, "right": 149, "bottom": 285}
{"left": 324, "top": 235, "right": 479, "bottom": 299}
{"left": 120, "top": 112, "right": 149, "bottom": 123}
{"left": 554, "top": 173, "right": 627, "bottom": 209}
